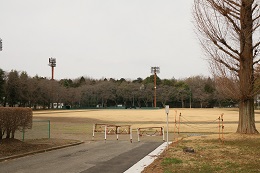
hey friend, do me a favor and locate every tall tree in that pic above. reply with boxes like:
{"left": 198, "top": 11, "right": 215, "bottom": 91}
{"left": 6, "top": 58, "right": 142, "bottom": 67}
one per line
{"left": 157, "top": 85, "right": 174, "bottom": 107}
{"left": 175, "top": 81, "right": 190, "bottom": 108}
{"left": 95, "top": 81, "right": 117, "bottom": 107}
{"left": 6, "top": 70, "right": 20, "bottom": 107}
{"left": 193, "top": 0, "right": 260, "bottom": 133}
{"left": 186, "top": 76, "right": 213, "bottom": 108}
{"left": 19, "top": 71, "right": 29, "bottom": 106}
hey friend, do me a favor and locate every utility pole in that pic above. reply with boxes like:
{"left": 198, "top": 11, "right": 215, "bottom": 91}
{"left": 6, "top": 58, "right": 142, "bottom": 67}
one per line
{"left": 151, "top": 67, "right": 160, "bottom": 108}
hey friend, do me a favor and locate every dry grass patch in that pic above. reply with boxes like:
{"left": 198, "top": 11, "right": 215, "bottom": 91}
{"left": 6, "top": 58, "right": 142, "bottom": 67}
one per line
{"left": 143, "top": 133, "right": 260, "bottom": 173}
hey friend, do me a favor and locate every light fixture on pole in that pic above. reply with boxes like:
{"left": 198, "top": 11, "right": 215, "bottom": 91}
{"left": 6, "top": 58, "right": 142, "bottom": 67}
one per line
{"left": 151, "top": 66, "right": 160, "bottom": 108}
{"left": 48, "top": 57, "right": 56, "bottom": 80}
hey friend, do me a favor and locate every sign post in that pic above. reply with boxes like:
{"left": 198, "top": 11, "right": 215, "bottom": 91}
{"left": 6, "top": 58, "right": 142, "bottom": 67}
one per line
{"left": 165, "top": 105, "right": 169, "bottom": 148}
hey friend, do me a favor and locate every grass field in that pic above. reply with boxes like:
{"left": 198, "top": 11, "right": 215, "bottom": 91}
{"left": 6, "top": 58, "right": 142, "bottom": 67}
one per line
{"left": 17, "top": 108, "right": 260, "bottom": 142}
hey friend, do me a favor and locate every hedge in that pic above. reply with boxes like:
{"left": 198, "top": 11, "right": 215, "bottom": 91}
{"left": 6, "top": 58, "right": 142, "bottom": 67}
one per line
{"left": 0, "top": 107, "right": 32, "bottom": 140}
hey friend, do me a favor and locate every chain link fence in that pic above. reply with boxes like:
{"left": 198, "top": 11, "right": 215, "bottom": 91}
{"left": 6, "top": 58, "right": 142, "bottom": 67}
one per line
{"left": 15, "top": 120, "right": 50, "bottom": 141}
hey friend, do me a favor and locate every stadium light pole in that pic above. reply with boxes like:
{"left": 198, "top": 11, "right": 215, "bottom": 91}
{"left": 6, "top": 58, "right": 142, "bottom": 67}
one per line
{"left": 48, "top": 58, "right": 56, "bottom": 109}
{"left": 48, "top": 58, "right": 56, "bottom": 80}
{"left": 151, "top": 67, "right": 160, "bottom": 108}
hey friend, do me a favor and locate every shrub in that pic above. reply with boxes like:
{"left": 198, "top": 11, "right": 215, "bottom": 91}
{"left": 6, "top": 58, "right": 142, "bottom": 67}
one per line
{"left": 0, "top": 107, "right": 32, "bottom": 139}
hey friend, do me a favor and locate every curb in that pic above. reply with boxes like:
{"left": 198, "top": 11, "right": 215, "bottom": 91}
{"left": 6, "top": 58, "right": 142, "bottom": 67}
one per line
{"left": 0, "top": 141, "right": 84, "bottom": 162}
{"left": 124, "top": 142, "right": 172, "bottom": 173}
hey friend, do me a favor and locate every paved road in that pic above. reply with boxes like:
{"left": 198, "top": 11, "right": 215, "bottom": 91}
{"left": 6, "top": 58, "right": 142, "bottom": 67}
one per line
{"left": 0, "top": 141, "right": 162, "bottom": 173}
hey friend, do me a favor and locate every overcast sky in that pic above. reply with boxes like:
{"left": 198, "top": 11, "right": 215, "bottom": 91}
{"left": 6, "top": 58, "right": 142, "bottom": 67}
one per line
{"left": 0, "top": 0, "right": 210, "bottom": 80}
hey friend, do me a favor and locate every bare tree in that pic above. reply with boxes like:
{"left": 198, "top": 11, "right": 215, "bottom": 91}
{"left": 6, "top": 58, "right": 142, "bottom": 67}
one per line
{"left": 157, "top": 85, "right": 174, "bottom": 107}
{"left": 193, "top": 0, "right": 260, "bottom": 133}
{"left": 95, "top": 81, "right": 117, "bottom": 107}
{"left": 142, "top": 83, "right": 154, "bottom": 107}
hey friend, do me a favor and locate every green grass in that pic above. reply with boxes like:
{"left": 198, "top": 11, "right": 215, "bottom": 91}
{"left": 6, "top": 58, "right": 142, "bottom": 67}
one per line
{"left": 162, "top": 158, "right": 183, "bottom": 166}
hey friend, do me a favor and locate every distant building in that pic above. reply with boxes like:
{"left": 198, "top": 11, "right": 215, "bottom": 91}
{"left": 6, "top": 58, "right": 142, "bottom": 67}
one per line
{"left": 52, "top": 103, "right": 64, "bottom": 109}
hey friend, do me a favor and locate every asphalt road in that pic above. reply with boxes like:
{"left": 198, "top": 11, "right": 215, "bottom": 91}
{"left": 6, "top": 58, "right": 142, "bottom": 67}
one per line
{"left": 0, "top": 141, "right": 162, "bottom": 173}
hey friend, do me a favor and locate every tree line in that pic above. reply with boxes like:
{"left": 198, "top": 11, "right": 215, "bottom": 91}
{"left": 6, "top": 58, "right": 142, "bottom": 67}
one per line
{"left": 0, "top": 68, "right": 236, "bottom": 109}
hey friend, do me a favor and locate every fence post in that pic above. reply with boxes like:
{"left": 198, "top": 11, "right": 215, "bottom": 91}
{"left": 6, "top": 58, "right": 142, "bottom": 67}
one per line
{"left": 176, "top": 113, "right": 181, "bottom": 143}
{"left": 22, "top": 128, "right": 25, "bottom": 141}
{"left": 219, "top": 115, "right": 221, "bottom": 142}
{"left": 137, "top": 128, "right": 140, "bottom": 142}
{"left": 174, "top": 110, "right": 177, "bottom": 142}
{"left": 221, "top": 113, "right": 224, "bottom": 144}
{"left": 48, "top": 120, "right": 51, "bottom": 139}
{"left": 116, "top": 126, "right": 118, "bottom": 140}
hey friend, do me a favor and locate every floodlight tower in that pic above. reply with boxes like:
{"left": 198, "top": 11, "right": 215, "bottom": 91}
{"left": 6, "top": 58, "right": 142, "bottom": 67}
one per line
{"left": 48, "top": 57, "right": 56, "bottom": 80}
{"left": 151, "top": 66, "right": 160, "bottom": 108}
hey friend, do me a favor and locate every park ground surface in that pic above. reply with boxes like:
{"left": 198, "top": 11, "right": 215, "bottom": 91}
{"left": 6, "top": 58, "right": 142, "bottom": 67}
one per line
{"left": 143, "top": 133, "right": 260, "bottom": 173}
{"left": 1, "top": 108, "right": 260, "bottom": 172}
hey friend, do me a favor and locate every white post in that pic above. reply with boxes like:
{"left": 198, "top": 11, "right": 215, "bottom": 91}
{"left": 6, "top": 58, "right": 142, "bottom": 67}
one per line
{"left": 117, "top": 126, "right": 119, "bottom": 140}
{"left": 165, "top": 105, "right": 169, "bottom": 148}
{"left": 92, "top": 124, "right": 95, "bottom": 141}
{"left": 130, "top": 126, "right": 132, "bottom": 143}
{"left": 105, "top": 125, "right": 107, "bottom": 143}
{"left": 137, "top": 128, "right": 140, "bottom": 142}
{"left": 162, "top": 127, "right": 165, "bottom": 141}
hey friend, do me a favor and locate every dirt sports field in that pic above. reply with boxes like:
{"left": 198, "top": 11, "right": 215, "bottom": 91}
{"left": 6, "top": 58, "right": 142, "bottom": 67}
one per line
{"left": 30, "top": 108, "right": 260, "bottom": 141}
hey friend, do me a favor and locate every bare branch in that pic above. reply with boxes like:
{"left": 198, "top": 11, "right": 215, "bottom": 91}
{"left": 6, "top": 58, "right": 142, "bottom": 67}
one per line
{"left": 253, "top": 58, "right": 260, "bottom": 65}
{"left": 212, "top": 39, "right": 240, "bottom": 61}
{"left": 252, "top": 3, "right": 258, "bottom": 13}
{"left": 253, "top": 41, "right": 260, "bottom": 49}
{"left": 253, "top": 23, "right": 260, "bottom": 32}
{"left": 224, "top": 0, "right": 240, "bottom": 10}
{"left": 253, "top": 14, "right": 260, "bottom": 23}
{"left": 216, "top": 58, "right": 239, "bottom": 73}
{"left": 210, "top": 1, "right": 241, "bottom": 32}
{"left": 224, "top": 0, "right": 241, "bottom": 8}
{"left": 219, "top": 38, "right": 240, "bottom": 56}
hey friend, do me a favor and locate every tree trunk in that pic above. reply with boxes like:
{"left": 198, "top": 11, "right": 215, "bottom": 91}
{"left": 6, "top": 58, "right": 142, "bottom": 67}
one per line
{"left": 237, "top": 99, "right": 258, "bottom": 133}
{"left": 237, "top": 0, "right": 258, "bottom": 134}
{"left": 137, "top": 100, "right": 141, "bottom": 108}
{"left": 6, "top": 129, "right": 10, "bottom": 138}
{"left": 11, "top": 130, "right": 15, "bottom": 139}
{"left": 181, "top": 99, "right": 184, "bottom": 108}
{"left": 0, "top": 128, "right": 2, "bottom": 140}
